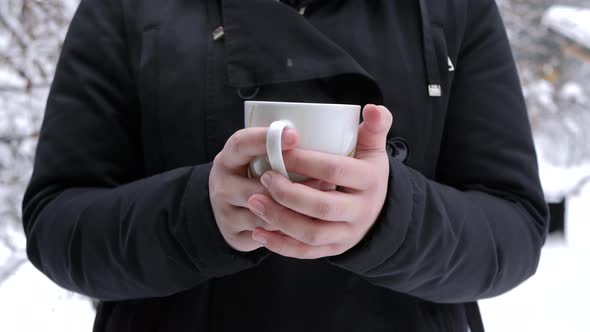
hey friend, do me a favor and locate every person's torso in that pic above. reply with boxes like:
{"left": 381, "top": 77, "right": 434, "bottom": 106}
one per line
{"left": 96, "top": 0, "right": 468, "bottom": 331}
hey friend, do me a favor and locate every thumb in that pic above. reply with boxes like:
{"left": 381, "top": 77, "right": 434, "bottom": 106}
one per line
{"left": 356, "top": 104, "right": 393, "bottom": 153}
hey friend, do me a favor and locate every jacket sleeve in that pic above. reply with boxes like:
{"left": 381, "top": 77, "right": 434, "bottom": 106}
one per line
{"left": 329, "top": 0, "right": 548, "bottom": 303}
{"left": 21, "top": 0, "right": 265, "bottom": 301}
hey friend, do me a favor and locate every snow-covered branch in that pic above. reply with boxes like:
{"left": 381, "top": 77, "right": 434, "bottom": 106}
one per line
{"left": 0, "top": 0, "right": 75, "bottom": 88}
{"left": 0, "top": 255, "right": 27, "bottom": 285}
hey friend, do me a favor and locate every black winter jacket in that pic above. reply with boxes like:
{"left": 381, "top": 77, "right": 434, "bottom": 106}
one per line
{"left": 22, "top": 0, "right": 548, "bottom": 331}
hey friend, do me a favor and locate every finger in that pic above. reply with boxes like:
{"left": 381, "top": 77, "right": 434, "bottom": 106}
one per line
{"left": 356, "top": 104, "right": 393, "bottom": 154}
{"left": 283, "top": 148, "right": 372, "bottom": 190}
{"left": 219, "top": 127, "right": 299, "bottom": 170}
{"left": 248, "top": 194, "right": 349, "bottom": 246}
{"left": 260, "top": 171, "right": 359, "bottom": 222}
{"left": 251, "top": 228, "right": 339, "bottom": 259}
{"left": 227, "top": 231, "right": 264, "bottom": 252}
{"left": 214, "top": 175, "right": 266, "bottom": 208}
{"left": 229, "top": 206, "right": 281, "bottom": 232}
{"left": 300, "top": 179, "right": 337, "bottom": 192}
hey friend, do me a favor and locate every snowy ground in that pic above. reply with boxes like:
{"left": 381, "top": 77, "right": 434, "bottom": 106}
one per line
{"left": 480, "top": 234, "right": 590, "bottom": 332}
{"left": 0, "top": 263, "right": 96, "bottom": 332}
{"left": 481, "top": 191, "right": 590, "bottom": 332}
{"left": 478, "top": 155, "right": 590, "bottom": 332}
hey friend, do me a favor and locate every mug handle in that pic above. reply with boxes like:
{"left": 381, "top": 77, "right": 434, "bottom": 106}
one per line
{"left": 267, "top": 120, "right": 295, "bottom": 178}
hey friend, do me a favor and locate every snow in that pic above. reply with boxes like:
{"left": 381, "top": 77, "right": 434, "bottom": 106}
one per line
{"left": 0, "top": 144, "right": 12, "bottom": 169}
{"left": 0, "top": 88, "right": 47, "bottom": 139}
{"left": 542, "top": 6, "right": 590, "bottom": 49}
{"left": 0, "top": 263, "right": 96, "bottom": 332}
{"left": 479, "top": 155, "right": 590, "bottom": 331}
{"left": 525, "top": 80, "right": 558, "bottom": 113}
{"left": 564, "top": 183, "right": 590, "bottom": 252}
{"left": 480, "top": 234, "right": 590, "bottom": 332}
{"left": 3, "top": 222, "right": 26, "bottom": 253}
{"left": 0, "top": 67, "right": 27, "bottom": 89}
{"left": 559, "top": 82, "right": 587, "bottom": 104}
{"left": 0, "top": 239, "right": 10, "bottom": 267}
{"left": 537, "top": 153, "right": 590, "bottom": 202}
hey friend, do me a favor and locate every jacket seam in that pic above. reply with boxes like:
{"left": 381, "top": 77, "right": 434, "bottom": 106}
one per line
{"left": 116, "top": 0, "right": 138, "bottom": 91}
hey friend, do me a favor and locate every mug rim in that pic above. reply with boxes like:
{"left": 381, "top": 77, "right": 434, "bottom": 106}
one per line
{"left": 245, "top": 100, "right": 361, "bottom": 109}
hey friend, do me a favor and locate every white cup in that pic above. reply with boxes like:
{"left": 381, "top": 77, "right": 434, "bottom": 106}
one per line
{"left": 244, "top": 101, "right": 361, "bottom": 182}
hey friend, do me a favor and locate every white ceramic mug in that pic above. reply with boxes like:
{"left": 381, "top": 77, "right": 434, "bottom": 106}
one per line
{"left": 244, "top": 101, "right": 361, "bottom": 182}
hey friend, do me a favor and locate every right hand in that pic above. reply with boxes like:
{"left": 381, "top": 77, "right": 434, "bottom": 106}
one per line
{"left": 209, "top": 127, "right": 301, "bottom": 252}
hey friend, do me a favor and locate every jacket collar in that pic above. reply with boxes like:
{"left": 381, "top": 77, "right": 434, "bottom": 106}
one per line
{"left": 207, "top": 0, "right": 441, "bottom": 101}
{"left": 222, "top": 0, "right": 378, "bottom": 90}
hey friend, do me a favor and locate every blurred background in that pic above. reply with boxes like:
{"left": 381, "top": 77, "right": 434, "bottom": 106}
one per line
{"left": 0, "top": 0, "right": 588, "bottom": 331}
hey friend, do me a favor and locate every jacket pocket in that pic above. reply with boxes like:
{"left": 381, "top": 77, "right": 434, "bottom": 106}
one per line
{"left": 138, "top": 26, "right": 165, "bottom": 174}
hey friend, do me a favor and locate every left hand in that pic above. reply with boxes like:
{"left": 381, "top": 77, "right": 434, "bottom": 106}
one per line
{"left": 247, "top": 104, "right": 393, "bottom": 259}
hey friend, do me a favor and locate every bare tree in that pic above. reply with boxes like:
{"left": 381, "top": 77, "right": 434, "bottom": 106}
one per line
{"left": 498, "top": 0, "right": 590, "bottom": 167}
{"left": 0, "top": 0, "right": 76, "bottom": 91}
{"left": 0, "top": 0, "right": 77, "bottom": 282}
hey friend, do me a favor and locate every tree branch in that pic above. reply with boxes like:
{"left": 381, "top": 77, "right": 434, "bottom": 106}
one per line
{"left": 0, "top": 9, "right": 28, "bottom": 50}
{"left": 0, "top": 83, "right": 50, "bottom": 92}
{"left": 0, "top": 256, "right": 27, "bottom": 285}
{"left": 0, "top": 232, "right": 19, "bottom": 253}
{"left": 566, "top": 175, "right": 590, "bottom": 198}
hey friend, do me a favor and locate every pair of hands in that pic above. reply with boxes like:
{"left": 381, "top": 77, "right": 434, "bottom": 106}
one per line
{"left": 208, "top": 104, "right": 393, "bottom": 259}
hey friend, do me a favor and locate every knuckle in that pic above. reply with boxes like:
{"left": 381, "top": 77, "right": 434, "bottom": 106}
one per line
{"left": 315, "top": 200, "right": 335, "bottom": 220}
{"left": 269, "top": 207, "right": 283, "bottom": 226}
{"left": 323, "top": 160, "right": 345, "bottom": 183}
{"left": 365, "top": 164, "right": 379, "bottom": 185}
{"left": 260, "top": 219, "right": 279, "bottom": 232}
{"left": 228, "top": 130, "right": 246, "bottom": 156}
{"left": 213, "top": 186, "right": 231, "bottom": 202}
{"left": 209, "top": 183, "right": 221, "bottom": 201}
{"left": 218, "top": 205, "right": 232, "bottom": 219}
{"left": 224, "top": 214, "right": 242, "bottom": 232}
{"left": 240, "top": 212, "right": 257, "bottom": 231}
{"left": 302, "top": 229, "right": 322, "bottom": 246}
{"left": 271, "top": 184, "right": 288, "bottom": 203}
{"left": 366, "top": 173, "right": 378, "bottom": 188}
{"left": 225, "top": 230, "right": 240, "bottom": 243}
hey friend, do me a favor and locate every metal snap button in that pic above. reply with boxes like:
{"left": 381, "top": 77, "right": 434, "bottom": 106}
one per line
{"left": 237, "top": 86, "right": 260, "bottom": 100}
{"left": 386, "top": 137, "right": 409, "bottom": 163}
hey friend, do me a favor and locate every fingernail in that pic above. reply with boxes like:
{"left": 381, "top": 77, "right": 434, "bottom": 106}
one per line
{"left": 252, "top": 232, "right": 267, "bottom": 245}
{"left": 261, "top": 173, "right": 272, "bottom": 188}
{"left": 283, "top": 129, "right": 296, "bottom": 145}
{"left": 249, "top": 200, "right": 265, "bottom": 216}
{"left": 320, "top": 181, "right": 337, "bottom": 191}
